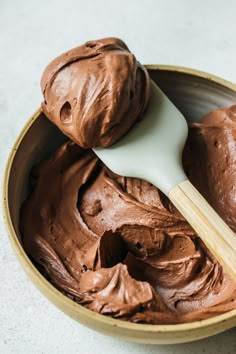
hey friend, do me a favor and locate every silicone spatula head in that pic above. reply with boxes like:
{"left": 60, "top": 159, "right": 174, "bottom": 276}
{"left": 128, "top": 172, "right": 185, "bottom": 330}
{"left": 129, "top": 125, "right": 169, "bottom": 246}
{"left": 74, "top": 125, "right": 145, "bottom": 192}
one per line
{"left": 94, "top": 80, "right": 188, "bottom": 195}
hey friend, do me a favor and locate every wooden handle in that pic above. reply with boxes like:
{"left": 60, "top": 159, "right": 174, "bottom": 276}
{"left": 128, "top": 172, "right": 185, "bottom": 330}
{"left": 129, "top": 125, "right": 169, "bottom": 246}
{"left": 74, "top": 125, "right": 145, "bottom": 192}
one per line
{"left": 169, "top": 180, "right": 236, "bottom": 282}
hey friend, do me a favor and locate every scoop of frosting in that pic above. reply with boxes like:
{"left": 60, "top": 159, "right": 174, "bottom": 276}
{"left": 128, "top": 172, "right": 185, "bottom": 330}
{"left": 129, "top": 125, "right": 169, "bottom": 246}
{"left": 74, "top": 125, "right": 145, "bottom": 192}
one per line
{"left": 40, "top": 37, "right": 150, "bottom": 148}
{"left": 21, "top": 105, "right": 236, "bottom": 324}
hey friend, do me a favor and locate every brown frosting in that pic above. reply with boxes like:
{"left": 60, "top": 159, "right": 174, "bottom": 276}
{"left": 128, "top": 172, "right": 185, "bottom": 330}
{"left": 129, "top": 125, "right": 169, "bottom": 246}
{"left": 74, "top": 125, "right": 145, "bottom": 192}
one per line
{"left": 21, "top": 106, "right": 236, "bottom": 324}
{"left": 184, "top": 105, "right": 236, "bottom": 232}
{"left": 40, "top": 38, "right": 150, "bottom": 148}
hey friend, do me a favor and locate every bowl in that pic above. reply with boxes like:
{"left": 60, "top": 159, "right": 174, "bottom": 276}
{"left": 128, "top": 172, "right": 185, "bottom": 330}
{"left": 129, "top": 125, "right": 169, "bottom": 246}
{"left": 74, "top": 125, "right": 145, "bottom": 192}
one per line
{"left": 3, "top": 65, "right": 236, "bottom": 344}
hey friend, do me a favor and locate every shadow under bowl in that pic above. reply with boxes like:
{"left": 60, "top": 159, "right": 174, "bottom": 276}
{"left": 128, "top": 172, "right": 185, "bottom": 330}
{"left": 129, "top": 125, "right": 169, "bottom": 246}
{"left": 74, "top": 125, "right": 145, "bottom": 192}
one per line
{"left": 3, "top": 65, "right": 236, "bottom": 344}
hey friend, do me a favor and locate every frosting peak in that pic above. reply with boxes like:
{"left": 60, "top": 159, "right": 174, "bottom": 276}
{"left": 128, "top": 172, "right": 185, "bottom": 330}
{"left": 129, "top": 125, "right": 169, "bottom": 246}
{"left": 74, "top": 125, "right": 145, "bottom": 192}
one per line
{"left": 41, "top": 38, "right": 150, "bottom": 148}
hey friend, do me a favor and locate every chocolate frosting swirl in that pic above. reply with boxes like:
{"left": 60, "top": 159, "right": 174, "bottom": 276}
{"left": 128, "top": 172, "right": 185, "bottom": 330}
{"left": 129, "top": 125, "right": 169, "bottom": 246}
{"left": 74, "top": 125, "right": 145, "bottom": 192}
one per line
{"left": 41, "top": 38, "right": 150, "bottom": 148}
{"left": 21, "top": 106, "right": 236, "bottom": 324}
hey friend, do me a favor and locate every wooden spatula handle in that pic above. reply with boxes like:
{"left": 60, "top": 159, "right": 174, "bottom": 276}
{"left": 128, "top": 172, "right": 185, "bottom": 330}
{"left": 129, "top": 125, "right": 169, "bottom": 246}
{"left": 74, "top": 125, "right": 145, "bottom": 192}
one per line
{"left": 169, "top": 180, "right": 236, "bottom": 282}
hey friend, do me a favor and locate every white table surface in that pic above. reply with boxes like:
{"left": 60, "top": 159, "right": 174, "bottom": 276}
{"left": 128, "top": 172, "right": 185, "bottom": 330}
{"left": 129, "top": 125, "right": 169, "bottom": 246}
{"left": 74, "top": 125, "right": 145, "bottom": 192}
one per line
{"left": 1, "top": 0, "right": 236, "bottom": 353}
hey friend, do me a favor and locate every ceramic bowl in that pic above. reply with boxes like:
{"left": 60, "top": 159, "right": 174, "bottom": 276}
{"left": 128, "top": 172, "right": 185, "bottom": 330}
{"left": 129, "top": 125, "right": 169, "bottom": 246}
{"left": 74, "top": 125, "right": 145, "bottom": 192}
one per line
{"left": 3, "top": 66, "right": 236, "bottom": 344}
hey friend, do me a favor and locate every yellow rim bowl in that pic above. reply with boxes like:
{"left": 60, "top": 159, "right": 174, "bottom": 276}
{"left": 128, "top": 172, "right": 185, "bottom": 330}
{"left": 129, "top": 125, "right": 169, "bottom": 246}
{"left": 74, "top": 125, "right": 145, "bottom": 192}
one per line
{"left": 3, "top": 65, "right": 236, "bottom": 344}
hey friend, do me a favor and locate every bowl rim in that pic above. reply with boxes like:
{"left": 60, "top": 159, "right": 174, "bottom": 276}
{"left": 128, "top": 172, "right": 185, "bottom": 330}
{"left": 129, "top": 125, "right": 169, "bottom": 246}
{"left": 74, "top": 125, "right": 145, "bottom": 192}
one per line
{"left": 3, "top": 64, "right": 236, "bottom": 334}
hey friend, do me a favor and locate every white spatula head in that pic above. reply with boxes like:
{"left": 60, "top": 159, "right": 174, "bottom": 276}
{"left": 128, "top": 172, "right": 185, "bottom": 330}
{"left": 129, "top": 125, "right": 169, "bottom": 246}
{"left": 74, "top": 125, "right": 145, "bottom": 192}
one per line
{"left": 94, "top": 80, "right": 188, "bottom": 195}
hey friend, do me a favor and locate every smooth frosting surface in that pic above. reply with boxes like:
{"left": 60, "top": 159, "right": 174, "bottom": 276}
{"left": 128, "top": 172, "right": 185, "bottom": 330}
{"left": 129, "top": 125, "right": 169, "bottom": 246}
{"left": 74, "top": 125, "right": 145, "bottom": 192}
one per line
{"left": 21, "top": 106, "right": 236, "bottom": 324}
{"left": 41, "top": 38, "right": 150, "bottom": 148}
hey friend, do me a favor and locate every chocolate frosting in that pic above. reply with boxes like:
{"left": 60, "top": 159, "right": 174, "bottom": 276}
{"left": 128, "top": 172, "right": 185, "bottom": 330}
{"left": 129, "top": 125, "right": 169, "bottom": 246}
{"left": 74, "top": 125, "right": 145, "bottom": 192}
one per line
{"left": 21, "top": 106, "right": 236, "bottom": 324}
{"left": 40, "top": 38, "right": 150, "bottom": 148}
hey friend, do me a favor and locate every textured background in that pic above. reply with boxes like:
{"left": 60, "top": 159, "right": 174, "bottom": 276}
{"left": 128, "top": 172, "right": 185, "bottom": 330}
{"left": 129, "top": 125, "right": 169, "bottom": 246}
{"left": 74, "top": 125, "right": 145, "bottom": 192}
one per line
{"left": 0, "top": 0, "right": 236, "bottom": 353}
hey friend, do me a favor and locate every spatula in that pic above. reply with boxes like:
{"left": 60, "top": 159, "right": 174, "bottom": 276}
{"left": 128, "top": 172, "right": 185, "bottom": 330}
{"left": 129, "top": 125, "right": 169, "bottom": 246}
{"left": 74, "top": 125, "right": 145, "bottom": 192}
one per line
{"left": 94, "top": 81, "right": 236, "bottom": 281}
